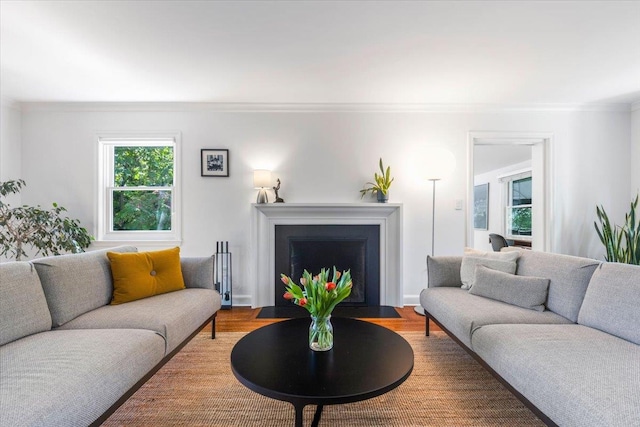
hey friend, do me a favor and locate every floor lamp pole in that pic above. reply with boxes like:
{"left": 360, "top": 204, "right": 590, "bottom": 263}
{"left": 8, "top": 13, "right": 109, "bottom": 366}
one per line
{"left": 430, "top": 178, "right": 438, "bottom": 256}
{"left": 416, "top": 178, "right": 440, "bottom": 317}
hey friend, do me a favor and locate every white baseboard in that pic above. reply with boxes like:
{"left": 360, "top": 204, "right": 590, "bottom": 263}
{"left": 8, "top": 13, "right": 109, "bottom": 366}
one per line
{"left": 403, "top": 295, "right": 421, "bottom": 307}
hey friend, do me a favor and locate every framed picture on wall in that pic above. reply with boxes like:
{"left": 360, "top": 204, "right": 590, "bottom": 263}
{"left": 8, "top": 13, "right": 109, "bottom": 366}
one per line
{"left": 201, "top": 149, "right": 229, "bottom": 177}
{"left": 474, "top": 183, "right": 489, "bottom": 230}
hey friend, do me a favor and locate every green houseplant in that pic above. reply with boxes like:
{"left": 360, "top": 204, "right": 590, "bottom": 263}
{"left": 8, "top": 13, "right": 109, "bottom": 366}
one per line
{"left": 594, "top": 194, "right": 639, "bottom": 265}
{"left": 360, "top": 158, "right": 394, "bottom": 203}
{"left": 0, "top": 179, "right": 93, "bottom": 261}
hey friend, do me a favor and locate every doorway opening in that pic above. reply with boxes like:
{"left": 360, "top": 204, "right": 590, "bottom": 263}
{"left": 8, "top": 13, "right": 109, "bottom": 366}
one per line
{"left": 467, "top": 132, "right": 553, "bottom": 252}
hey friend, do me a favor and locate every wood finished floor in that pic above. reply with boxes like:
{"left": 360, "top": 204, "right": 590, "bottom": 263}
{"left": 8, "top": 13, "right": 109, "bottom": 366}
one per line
{"left": 203, "top": 306, "right": 440, "bottom": 333}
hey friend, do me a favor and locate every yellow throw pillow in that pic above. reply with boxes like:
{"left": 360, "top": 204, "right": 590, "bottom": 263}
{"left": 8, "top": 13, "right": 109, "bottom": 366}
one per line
{"left": 108, "top": 247, "right": 185, "bottom": 305}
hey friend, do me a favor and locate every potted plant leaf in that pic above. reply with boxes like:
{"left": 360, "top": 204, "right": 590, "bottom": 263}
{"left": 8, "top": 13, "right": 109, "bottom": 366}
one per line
{"left": 360, "top": 158, "right": 394, "bottom": 203}
{"left": 0, "top": 179, "right": 93, "bottom": 261}
{"left": 594, "top": 194, "right": 639, "bottom": 265}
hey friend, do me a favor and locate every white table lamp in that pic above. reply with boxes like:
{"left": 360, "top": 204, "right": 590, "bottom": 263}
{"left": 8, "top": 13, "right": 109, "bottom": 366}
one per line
{"left": 253, "top": 170, "right": 272, "bottom": 204}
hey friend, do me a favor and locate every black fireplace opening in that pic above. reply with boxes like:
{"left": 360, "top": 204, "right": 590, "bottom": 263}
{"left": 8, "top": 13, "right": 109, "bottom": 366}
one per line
{"left": 275, "top": 224, "right": 380, "bottom": 307}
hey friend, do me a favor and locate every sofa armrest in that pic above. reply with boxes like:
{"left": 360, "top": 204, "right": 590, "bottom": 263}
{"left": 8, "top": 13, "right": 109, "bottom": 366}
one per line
{"left": 181, "top": 256, "right": 215, "bottom": 290}
{"left": 427, "top": 255, "right": 463, "bottom": 288}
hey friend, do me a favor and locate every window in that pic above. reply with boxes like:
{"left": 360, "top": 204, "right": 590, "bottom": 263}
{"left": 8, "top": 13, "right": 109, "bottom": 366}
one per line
{"left": 98, "top": 134, "right": 181, "bottom": 242}
{"left": 502, "top": 171, "right": 532, "bottom": 240}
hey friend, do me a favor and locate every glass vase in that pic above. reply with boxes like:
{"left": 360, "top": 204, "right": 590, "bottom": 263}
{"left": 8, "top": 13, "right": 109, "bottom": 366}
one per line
{"left": 309, "top": 315, "right": 333, "bottom": 351}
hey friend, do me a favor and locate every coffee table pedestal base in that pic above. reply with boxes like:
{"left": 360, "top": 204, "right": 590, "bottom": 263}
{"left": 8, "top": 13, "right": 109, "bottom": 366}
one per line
{"left": 294, "top": 404, "right": 323, "bottom": 427}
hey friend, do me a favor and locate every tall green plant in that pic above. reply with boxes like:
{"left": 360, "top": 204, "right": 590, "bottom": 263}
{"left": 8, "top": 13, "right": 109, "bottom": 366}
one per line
{"left": 0, "top": 179, "right": 93, "bottom": 261}
{"left": 594, "top": 195, "right": 639, "bottom": 265}
{"left": 622, "top": 195, "right": 640, "bottom": 264}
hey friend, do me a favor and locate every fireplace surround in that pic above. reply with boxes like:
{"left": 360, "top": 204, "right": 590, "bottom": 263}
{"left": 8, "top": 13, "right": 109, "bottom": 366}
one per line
{"left": 250, "top": 203, "right": 402, "bottom": 308}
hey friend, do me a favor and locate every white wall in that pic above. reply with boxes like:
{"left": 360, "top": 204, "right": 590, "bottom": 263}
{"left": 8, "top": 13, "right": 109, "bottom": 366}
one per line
{"left": 16, "top": 104, "right": 632, "bottom": 305}
{"left": 632, "top": 105, "right": 640, "bottom": 198}
{"left": 473, "top": 160, "right": 532, "bottom": 252}
{"left": 0, "top": 101, "right": 23, "bottom": 261}
{"left": 0, "top": 101, "right": 22, "bottom": 192}
{"left": 554, "top": 110, "right": 631, "bottom": 257}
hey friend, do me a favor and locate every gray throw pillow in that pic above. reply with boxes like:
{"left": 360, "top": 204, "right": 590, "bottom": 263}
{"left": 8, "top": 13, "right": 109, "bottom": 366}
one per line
{"left": 464, "top": 247, "right": 520, "bottom": 261}
{"left": 469, "top": 265, "right": 549, "bottom": 311}
{"left": 460, "top": 256, "right": 517, "bottom": 290}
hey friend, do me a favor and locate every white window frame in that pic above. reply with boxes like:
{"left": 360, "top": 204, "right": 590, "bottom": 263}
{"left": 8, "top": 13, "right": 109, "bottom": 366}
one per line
{"left": 499, "top": 168, "right": 532, "bottom": 241}
{"left": 97, "top": 132, "right": 182, "bottom": 243}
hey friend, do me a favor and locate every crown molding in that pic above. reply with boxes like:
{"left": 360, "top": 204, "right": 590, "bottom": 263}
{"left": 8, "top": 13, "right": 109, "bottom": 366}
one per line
{"left": 17, "top": 101, "right": 633, "bottom": 113}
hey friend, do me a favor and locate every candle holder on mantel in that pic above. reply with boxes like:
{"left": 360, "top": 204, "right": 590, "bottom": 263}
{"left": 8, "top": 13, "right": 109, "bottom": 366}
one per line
{"left": 273, "top": 178, "right": 285, "bottom": 203}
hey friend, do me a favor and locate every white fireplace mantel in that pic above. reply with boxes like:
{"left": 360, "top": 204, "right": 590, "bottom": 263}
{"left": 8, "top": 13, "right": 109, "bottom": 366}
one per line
{"left": 250, "top": 203, "right": 403, "bottom": 308}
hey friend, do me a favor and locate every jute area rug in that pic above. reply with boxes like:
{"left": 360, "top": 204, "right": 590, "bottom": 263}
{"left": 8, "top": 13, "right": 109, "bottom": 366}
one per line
{"left": 102, "top": 331, "right": 544, "bottom": 426}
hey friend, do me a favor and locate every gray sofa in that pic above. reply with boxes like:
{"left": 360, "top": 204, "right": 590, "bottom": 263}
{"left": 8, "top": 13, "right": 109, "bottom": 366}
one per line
{"left": 0, "top": 246, "right": 221, "bottom": 427}
{"left": 420, "top": 249, "right": 640, "bottom": 427}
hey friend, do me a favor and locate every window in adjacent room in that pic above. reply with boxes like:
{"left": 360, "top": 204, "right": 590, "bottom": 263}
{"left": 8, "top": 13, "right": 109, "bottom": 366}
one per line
{"left": 98, "top": 134, "right": 181, "bottom": 242}
{"left": 501, "top": 170, "right": 532, "bottom": 240}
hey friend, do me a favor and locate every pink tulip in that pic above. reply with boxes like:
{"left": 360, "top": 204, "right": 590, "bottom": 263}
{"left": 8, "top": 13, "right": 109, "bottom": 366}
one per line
{"left": 300, "top": 277, "right": 307, "bottom": 286}
{"left": 283, "top": 292, "right": 294, "bottom": 300}
{"left": 281, "top": 276, "right": 289, "bottom": 285}
{"left": 336, "top": 271, "right": 342, "bottom": 280}
{"left": 325, "top": 282, "right": 336, "bottom": 291}
{"left": 299, "top": 298, "right": 308, "bottom": 306}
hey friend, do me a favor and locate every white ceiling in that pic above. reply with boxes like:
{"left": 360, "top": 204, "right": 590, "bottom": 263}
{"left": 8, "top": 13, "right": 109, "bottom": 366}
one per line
{"left": 1, "top": 1, "right": 639, "bottom": 104}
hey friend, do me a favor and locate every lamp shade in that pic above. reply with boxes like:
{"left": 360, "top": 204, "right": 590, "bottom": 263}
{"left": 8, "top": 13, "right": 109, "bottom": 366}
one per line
{"left": 253, "top": 170, "right": 272, "bottom": 189}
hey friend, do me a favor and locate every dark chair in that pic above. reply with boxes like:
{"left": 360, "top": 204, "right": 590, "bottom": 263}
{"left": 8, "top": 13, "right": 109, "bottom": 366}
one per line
{"left": 489, "top": 233, "right": 509, "bottom": 252}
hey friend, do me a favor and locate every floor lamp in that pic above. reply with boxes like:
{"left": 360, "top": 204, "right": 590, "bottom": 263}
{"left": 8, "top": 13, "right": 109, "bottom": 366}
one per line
{"left": 415, "top": 178, "right": 440, "bottom": 316}
{"left": 428, "top": 178, "right": 439, "bottom": 257}
{"left": 415, "top": 147, "right": 455, "bottom": 316}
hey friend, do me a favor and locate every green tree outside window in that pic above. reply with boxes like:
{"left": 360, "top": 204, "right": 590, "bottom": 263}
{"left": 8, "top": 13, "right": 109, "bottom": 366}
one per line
{"left": 112, "top": 146, "right": 174, "bottom": 231}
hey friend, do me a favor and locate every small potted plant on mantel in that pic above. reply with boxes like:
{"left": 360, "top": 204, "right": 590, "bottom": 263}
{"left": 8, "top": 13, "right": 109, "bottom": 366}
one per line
{"left": 360, "top": 158, "right": 394, "bottom": 203}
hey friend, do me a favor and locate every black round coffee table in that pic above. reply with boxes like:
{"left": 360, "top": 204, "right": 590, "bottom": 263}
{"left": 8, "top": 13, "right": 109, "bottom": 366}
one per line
{"left": 230, "top": 317, "right": 414, "bottom": 427}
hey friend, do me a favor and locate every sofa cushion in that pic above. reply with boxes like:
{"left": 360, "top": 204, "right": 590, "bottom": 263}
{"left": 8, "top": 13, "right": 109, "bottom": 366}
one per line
{"left": 0, "top": 262, "right": 52, "bottom": 346}
{"left": 427, "top": 256, "right": 463, "bottom": 288}
{"left": 460, "top": 257, "right": 517, "bottom": 290}
{"left": 32, "top": 246, "right": 137, "bottom": 327}
{"left": 420, "top": 287, "right": 571, "bottom": 349}
{"left": 578, "top": 262, "right": 640, "bottom": 345}
{"left": 465, "top": 247, "right": 519, "bottom": 259}
{"left": 472, "top": 324, "right": 640, "bottom": 427}
{"left": 0, "top": 328, "right": 165, "bottom": 427}
{"left": 181, "top": 256, "right": 214, "bottom": 290}
{"left": 505, "top": 248, "right": 600, "bottom": 322}
{"left": 57, "top": 288, "right": 220, "bottom": 354}
{"left": 469, "top": 265, "right": 549, "bottom": 312}
{"left": 108, "top": 247, "right": 185, "bottom": 305}
{"left": 460, "top": 248, "right": 520, "bottom": 290}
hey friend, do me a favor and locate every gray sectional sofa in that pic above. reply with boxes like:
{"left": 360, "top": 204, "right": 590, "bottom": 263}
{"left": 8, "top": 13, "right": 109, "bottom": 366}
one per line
{"left": 420, "top": 248, "right": 640, "bottom": 427}
{"left": 0, "top": 246, "right": 221, "bottom": 427}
